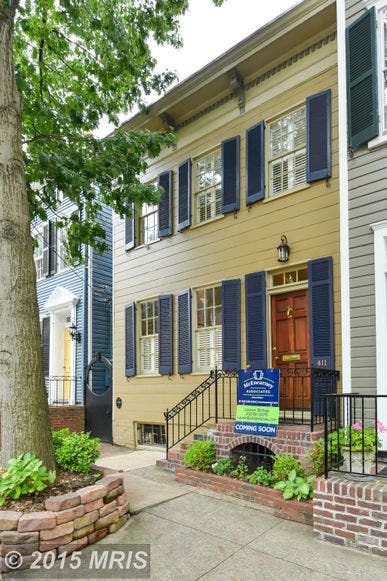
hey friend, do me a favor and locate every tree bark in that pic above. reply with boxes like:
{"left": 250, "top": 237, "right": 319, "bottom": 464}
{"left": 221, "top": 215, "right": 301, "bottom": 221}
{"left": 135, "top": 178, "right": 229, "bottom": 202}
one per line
{"left": 0, "top": 11, "right": 55, "bottom": 469}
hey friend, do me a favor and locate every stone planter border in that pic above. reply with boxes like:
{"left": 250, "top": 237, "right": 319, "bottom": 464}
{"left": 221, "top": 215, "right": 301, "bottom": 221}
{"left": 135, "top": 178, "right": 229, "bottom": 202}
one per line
{"left": 175, "top": 466, "right": 313, "bottom": 526}
{"left": 0, "top": 466, "right": 130, "bottom": 573}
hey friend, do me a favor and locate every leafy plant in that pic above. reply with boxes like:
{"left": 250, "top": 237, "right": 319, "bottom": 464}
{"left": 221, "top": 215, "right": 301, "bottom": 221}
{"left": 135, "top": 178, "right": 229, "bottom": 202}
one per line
{"left": 274, "top": 470, "right": 315, "bottom": 501}
{"left": 305, "top": 438, "right": 325, "bottom": 476}
{"left": 52, "top": 430, "right": 100, "bottom": 473}
{"left": 329, "top": 421, "right": 386, "bottom": 454}
{"left": 271, "top": 454, "right": 304, "bottom": 484}
{"left": 230, "top": 455, "right": 249, "bottom": 480}
{"left": 212, "top": 458, "right": 233, "bottom": 476}
{"left": 183, "top": 441, "right": 216, "bottom": 472}
{"left": 0, "top": 453, "right": 56, "bottom": 506}
{"left": 248, "top": 466, "right": 272, "bottom": 486}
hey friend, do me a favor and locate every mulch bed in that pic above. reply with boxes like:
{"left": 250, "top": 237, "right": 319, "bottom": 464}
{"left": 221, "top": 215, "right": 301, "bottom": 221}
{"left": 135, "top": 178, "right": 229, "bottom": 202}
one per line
{"left": 3, "top": 470, "right": 101, "bottom": 513}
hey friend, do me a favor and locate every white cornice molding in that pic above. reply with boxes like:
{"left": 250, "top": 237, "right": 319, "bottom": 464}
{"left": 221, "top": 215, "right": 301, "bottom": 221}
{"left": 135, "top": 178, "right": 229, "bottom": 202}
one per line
{"left": 370, "top": 219, "right": 387, "bottom": 231}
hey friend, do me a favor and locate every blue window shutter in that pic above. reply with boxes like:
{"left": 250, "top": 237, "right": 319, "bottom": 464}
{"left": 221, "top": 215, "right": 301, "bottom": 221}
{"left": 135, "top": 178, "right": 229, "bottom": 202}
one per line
{"left": 158, "top": 170, "right": 173, "bottom": 237}
{"left": 125, "top": 303, "right": 136, "bottom": 376}
{"left": 178, "top": 289, "right": 192, "bottom": 374}
{"left": 41, "top": 317, "right": 50, "bottom": 377}
{"left": 347, "top": 7, "right": 378, "bottom": 148}
{"left": 125, "top": 204, "right": 135, "bottom": 250}
{"left": 245, "top": 272, "right": 267, "bottom": 369}
{"left": 42, "top": 223, "right": 50, "bottom": 277}
{"left": 246, "top": 121, "right": 265, "bottom": 205}
{"left": 306, "top": 89, "right": 331, "bottom": 182}
{"left": 49, "top": 220, "right": 57, "bottom": 275}
{"left": 308, "top": 257, "right": 335, "bottom": 369}
{"left": 221, "top": 135, "right": 240, "bottom": 214}
{"left": 159, "top": 294, "right": 173, "bottom": 375}
{"left": 222, "top": 279, "right": 241, "bottom": 371}
{"left": 178, "top": 159, "right": 191, "bottom": 231}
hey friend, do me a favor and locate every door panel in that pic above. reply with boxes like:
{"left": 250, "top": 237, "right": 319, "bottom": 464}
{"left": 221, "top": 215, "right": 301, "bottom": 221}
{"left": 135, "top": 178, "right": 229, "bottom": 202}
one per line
{"left": 271, "top": 289, "right": 310, "bottom": 409}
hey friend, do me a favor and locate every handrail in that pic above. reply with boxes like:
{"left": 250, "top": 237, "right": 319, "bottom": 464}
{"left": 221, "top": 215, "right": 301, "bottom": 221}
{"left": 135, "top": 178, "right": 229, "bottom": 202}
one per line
{"left": 165, "top": 371, "right": 216, "bottom": 421}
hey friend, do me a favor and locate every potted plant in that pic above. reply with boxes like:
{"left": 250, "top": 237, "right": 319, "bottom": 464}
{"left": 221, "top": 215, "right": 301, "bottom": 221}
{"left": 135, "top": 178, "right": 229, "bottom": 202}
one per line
{"left": 331, "top": 421, "right": 386, "bottom": 475}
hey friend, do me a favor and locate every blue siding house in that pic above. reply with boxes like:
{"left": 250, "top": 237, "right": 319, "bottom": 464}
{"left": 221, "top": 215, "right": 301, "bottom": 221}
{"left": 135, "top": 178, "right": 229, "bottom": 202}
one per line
{"left": 32, "top": 197, "right": 112, "bottom": 416}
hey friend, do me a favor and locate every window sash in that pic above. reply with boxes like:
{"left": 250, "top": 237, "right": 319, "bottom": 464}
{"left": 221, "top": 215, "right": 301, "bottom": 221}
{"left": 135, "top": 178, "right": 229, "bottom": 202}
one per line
{"left": 195, "top": 326, "right": 222, "bottom": 371}
{"left": 268, "top": 107, "right": 306, "bottom": 197}
{"left": 34, "top": 229, "right": 44, "bottom": 280}
{"left": 193, "top": 149, "right": 222, "bottom": 224}
{"left": 140, "top": 335, "right": 159, "bottom": 374}
{"left": 57, "top": 228, "right": 67, "bottom": 272}
{"left": 195, "top": 285, "right": 222, "bottom": 371}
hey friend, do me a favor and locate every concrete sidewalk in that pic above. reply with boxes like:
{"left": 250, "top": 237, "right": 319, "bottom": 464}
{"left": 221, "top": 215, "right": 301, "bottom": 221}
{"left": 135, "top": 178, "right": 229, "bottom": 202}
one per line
{"left": 8, "top": 463, "right": 386, "bottom": 580}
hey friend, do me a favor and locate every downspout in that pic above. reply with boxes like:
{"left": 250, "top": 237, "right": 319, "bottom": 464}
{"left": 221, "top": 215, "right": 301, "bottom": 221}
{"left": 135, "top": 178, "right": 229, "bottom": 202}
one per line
{"left": 337, "top": 0, "right": 351, "bottom": 393}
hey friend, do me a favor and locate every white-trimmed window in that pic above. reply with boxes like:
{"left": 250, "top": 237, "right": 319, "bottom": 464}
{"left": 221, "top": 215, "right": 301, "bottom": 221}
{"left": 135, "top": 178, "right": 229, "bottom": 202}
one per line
{"left": 139, "top": 299, "right": 159, "bottom": 374}
{"left": 34, "top": 227, "right": 45, "bottom": 281}
{"left": 268, "top": 106, "right": 306, "bottom": 197}
{"left": 193, "top": 149, "right": 222, "bottom": 224}
{"left": 139, "top": 202, "right": 158, "bottom": 245}
{"left": 195, "top": 285, "right": 222, "bottom": 371}
{"left": 57, "top": 227, "right": 68, "bottom": 272}
{"left": 379, "top": 4, "right": 387, "bottom": 133}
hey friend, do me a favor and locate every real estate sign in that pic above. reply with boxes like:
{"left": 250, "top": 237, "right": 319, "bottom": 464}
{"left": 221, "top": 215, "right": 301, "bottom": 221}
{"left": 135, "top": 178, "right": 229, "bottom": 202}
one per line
{"left": 235, "top": 369, "right": 280, "bottom": 436}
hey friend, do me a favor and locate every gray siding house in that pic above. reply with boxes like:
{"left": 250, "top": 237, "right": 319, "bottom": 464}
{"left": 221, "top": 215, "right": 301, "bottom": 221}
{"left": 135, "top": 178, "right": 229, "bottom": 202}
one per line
{"left": 339, "top": 0, "right": 387, "bottom": 446}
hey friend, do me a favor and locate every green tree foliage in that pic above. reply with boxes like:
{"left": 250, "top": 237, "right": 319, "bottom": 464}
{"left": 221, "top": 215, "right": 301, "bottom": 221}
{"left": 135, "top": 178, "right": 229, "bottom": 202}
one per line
{"left": 9, "top": 0, "right": 223, "bottom": 259}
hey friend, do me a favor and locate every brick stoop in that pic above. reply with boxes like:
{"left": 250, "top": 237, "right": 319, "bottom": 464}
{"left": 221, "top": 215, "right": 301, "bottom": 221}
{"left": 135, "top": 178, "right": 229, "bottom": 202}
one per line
{"left": 175, "top": 466, "right": 313, "bottom": 526}
{"left": 160, "top": 420, "right": 324, "bottom": 472}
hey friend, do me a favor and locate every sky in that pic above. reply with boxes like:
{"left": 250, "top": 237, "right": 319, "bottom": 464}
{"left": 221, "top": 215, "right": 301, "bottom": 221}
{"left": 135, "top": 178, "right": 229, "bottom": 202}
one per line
{"left": 98, "top": 0, "right": 302, "bottom": 137}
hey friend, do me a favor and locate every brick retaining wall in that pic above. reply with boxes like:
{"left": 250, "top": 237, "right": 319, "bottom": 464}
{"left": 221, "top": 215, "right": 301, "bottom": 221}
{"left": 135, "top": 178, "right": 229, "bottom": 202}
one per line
{"left": 176, "top": 466, "right": 313, "bottom": 526}
{"left": 49, "top": 406, "right": 85, "bottom": 433}
{"left": 0, "top": 470, "right": 130, "bottom": 572}
{"left": 313, "top": 476, "right": 387, "bottom": 555}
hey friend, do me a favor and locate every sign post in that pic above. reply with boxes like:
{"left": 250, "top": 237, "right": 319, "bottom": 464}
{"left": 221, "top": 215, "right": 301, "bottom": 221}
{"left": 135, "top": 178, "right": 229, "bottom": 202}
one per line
{"left": 235, "top": 369, "right": 280, "bottom": 436}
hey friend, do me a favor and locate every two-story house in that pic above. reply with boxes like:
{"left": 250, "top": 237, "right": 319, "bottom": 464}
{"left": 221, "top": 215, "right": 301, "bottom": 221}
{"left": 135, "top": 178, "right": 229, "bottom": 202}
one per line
{"left": 337, "top": 0, "right": 387, "bottom": 447}
{"left": 112, "top": 0, "right": 340, "bottom": 453}
{"left": 33, "top": 196, "right": 113, "bottom": 441}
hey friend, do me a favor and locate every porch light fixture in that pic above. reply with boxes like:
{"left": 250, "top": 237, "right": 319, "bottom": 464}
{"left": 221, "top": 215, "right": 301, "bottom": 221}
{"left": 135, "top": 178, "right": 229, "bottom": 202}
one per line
{"left": 277, "top": 235, "right": 290, "bottom": 263}
{"left": 69, "top": 323, "right": 81, "bottom": 343}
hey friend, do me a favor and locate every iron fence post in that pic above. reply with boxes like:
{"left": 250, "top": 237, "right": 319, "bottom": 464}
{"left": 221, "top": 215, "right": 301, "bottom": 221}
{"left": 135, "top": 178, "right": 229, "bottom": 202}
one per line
{"left": 165, "top": 410, "right": 169, "bottom": 460}
{"left": 311, "top": 368, "right": 314, "bottom": 432}
{"left": 324, "top": 395, "right": 329, "bottom": 479}
{"left": 214, "top": 366, "right": 218, "bottom": 425}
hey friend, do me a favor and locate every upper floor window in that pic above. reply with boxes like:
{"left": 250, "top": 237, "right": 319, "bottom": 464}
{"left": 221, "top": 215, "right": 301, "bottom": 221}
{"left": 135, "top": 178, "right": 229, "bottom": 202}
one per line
{"left": 34, "top": 228, "right": 45, "bottom": 281}
{"left": 139, "top": 299, "right": 159, "bottom": 374}
{"left": 139, "top": 202, "right": 158, "bottom": 245}
{"left": 380, "top": 6, "right": 387, "bottom": 131}
{"left": 193, "top": 149, "right": 222, "bottom": 225}
{"left": 268, "top": 106, "right": 306, "bottom": 197}
{"left": 57, "top": 227, "right": 68, "bottom": 272}
{"left": 195, "top": 285, "right": 222, "bottom": 371}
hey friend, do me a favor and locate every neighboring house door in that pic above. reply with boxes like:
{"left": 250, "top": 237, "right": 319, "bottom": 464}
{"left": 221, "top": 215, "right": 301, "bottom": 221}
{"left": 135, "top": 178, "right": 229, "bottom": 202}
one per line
{"left": 63, "top": 326, "right": 72, "bottom": 402}
{"left": 271, "top": 290, "right": 310, "bottom": 409}
{"left": 85, "top": 353, "right": 112, "bottom": 443}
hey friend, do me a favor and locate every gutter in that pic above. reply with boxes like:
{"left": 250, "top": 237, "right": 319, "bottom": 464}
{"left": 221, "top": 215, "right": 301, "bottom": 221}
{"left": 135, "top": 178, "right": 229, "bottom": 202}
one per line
{"left": 336, "top": 0, "right": 351, "bottom": 393}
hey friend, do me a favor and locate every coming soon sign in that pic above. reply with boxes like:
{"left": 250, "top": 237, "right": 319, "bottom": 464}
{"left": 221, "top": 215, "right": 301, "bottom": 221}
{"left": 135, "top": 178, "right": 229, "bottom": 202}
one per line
{"left": 235, "top": 369, "right": 280, "bottom": 437}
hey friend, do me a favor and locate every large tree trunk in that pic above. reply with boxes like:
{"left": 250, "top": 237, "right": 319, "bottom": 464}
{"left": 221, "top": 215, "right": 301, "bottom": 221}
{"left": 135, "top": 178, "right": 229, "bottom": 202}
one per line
{"left": 0, "top": 9, "right": 55, "bottom": 469}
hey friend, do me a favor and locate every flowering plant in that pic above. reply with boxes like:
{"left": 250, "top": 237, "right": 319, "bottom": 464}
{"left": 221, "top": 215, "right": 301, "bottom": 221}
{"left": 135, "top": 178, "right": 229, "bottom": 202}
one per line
{"left": 331, "top": 420, "right": 386, "bottom": 454}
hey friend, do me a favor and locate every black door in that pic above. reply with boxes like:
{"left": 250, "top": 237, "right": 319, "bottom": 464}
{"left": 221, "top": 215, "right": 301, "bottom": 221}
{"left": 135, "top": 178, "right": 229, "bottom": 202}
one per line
{"left": 85, "top": 352, "right": 112, "bottom": 443}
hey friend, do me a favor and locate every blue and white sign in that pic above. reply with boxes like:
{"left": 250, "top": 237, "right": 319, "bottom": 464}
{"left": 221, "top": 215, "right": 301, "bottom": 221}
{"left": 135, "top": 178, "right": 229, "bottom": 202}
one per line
{"left": 235, "top": 369, "right": 280, "bottom": 437}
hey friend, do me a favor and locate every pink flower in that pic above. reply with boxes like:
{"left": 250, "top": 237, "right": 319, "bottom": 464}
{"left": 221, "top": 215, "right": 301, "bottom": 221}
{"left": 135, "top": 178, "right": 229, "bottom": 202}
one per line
{"left": 352, "top": 422, "right": 362, "bottom": 430}
{"left": 376, "top": 420, "right": 387, "bottom": 433}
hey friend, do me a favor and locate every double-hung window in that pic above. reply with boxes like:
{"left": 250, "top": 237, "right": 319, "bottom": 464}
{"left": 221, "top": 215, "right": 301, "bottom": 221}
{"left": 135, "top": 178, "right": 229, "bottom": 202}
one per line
{"left": 139, "top": 299, "right": 159, "bottom": 374}
{"left": 195, "top": 285, "right": 222, "bottom": 371}
{"left": 34, "top": 227, "right": 45, "bottom": 281}
{"left": 57, "top": 227, "right": 68, "bottom": 272}
{"left": 139, "top": 202, "right": 158, "bottom": 245}
{"left": 377, "top": 4, "right": 387, "bottom": 133}
{"left": 268, "top": 106, "right": 306, "bottom": 197}
{"left": 193, "top": 149, "right": 222, "bottom": 224}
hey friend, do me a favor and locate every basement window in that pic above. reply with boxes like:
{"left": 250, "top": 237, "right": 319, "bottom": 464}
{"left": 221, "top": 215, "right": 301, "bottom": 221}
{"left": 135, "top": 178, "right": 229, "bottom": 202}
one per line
{"left": 231, "top": 442, "right": 274, "bottom": 472}
{"left": 137, "top": 423, "right": 166, "bottom": 446}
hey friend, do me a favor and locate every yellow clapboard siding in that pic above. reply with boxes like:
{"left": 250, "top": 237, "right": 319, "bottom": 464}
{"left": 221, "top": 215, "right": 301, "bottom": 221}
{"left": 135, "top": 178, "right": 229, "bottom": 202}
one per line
{"left": 112, "top": 33, "right": 340, "bottom": 448}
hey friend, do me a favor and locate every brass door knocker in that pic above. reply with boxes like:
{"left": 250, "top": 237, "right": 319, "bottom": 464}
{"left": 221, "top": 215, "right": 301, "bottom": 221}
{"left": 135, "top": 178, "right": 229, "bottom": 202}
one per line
{"left": 286, "top": 306, "right": 293, "bottom": 319}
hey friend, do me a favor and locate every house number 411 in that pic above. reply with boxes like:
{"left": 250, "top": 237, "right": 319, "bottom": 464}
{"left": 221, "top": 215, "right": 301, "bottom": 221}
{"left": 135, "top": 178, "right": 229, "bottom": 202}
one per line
{"left": 317, "top": 359, "right": 328, "bottom": 367}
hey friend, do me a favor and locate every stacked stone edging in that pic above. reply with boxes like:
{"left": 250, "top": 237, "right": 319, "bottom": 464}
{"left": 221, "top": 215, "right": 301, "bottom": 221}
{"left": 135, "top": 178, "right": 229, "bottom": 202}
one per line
{"left": 313, "top": 476, "right": 387, "bottom": 555}
{"left": 175, "top": 466, "right": 313, "bottom": 526}
{"left": 0, "top": 469, "right": 130, "bottom": 572}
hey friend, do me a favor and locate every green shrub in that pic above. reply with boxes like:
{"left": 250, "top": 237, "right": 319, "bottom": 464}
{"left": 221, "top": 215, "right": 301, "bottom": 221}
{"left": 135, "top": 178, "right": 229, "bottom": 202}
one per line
{"left": 183, "top": 440, "right": 216, "bottom": 472}
{"left": 0, "top": 453, "right": 56, "bottom": 506}
{"left": 271, "top": 454, "right": 304, "bottom": 484}
{"left": 212, "top": 458, "right": 233, "bottom": 476}
{"left": 305, "top": 438, "right": 325, "bottom": 476}
{"left": 248, "top": 466, "right": 272, "bottom": 486}
{"left": 53, "top": 430, "right": 100, "bottom": 473}
{"left": 230, "top": 455, "right": 249, "bottom": 480}
{"left": 273, "top": 470, "right": 315, "bottom": 501}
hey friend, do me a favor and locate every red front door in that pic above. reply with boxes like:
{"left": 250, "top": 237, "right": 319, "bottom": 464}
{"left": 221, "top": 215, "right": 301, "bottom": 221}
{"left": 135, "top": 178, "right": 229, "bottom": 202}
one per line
{"left": 271, "top": 289, "right": 310, "bottom": 409}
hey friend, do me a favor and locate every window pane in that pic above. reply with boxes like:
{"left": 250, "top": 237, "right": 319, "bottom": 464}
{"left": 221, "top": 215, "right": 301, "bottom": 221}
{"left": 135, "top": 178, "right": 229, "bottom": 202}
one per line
{"left": 298, "top": 268, "right": 308, "bottom": 281}
{"left": 285, "top": 271, "right": 297, "bottom": 284}
{"left": 148, "top": 319, "right": 154, "bottom": 335}
{"left": 214, "top": 286, "right": 222, "bottom": 306}
{"left": 215, "top": 306, "right": 222, "bottom": 325}
{"left": 197, "top": 310, "right": 205, "bottom": 328}
{"left": 154, "top": 300, "right": 158, "bottom": 316}
{"left": 141, "top": 303, "right": 147, "bottom": 319}
{"left": 141, "top": 321, "right": 147, "bottom": 336}
{"left": 205, "top": 287, "right": 214, "bottom": 307}
{"left": 272, "top": 273, "right": 283, "bottom": 286}
{"left": 197, "top": 289, "right": 205, "bottom": 307}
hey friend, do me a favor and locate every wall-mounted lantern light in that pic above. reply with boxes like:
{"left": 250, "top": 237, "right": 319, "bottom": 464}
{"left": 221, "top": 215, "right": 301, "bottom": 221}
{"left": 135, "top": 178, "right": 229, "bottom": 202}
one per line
{"left": 69, "top": 323, "right": 81, "bottom": 343}
{"left": 277, "top": 235, "right": 290, "bottom": 263}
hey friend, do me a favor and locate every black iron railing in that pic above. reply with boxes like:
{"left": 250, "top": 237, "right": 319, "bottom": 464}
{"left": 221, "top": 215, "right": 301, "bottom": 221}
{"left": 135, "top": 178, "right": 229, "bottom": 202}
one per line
{"left": 323, "top": 393, "right": 387, "bottom": 479}
{"left": 164, "top": 367, "right": 339, "bottom": 456}
{"left": 45, "top": 376, "right": 82, "bottom": 405}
